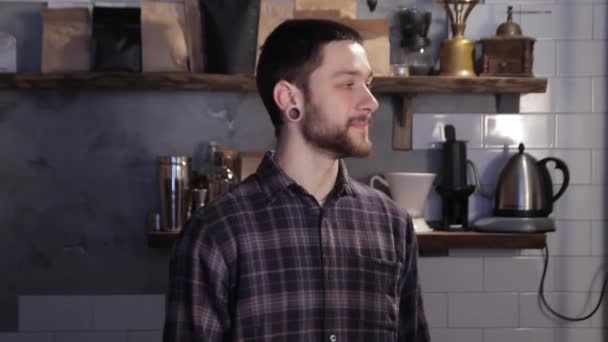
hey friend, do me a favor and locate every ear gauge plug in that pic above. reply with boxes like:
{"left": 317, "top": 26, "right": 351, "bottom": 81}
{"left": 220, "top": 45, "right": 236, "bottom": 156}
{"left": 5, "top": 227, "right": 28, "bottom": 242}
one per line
{"left": 288, "top": 108, "right": 301, "bottom": 120}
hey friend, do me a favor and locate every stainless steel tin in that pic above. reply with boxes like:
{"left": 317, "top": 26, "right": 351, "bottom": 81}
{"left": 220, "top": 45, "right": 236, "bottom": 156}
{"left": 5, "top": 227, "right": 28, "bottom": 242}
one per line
{"left": 159, "top": 156, "right": 191, "bottom": 230}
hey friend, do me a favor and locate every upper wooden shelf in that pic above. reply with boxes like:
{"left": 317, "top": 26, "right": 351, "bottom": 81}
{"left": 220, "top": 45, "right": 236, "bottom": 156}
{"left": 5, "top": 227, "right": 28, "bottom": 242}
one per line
{"left": 0, "top": 72, "right": 547, "bottom": 94}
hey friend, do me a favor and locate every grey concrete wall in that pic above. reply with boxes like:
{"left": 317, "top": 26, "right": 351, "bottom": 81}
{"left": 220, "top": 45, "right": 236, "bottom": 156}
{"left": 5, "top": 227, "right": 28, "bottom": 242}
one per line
{"left": 0, "top": 2, "right": 501, "bottom": 331}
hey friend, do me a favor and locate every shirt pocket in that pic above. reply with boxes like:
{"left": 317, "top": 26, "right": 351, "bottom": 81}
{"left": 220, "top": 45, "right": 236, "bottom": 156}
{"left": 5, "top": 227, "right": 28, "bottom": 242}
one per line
{"left": 355, "top": 256, "right": 402, "bottom": 296}
{"left": 337, "top": 255, "right": 403, "bottom": 333}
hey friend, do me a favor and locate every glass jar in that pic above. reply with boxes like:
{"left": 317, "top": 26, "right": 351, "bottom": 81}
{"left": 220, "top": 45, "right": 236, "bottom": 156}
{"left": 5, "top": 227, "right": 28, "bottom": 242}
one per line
{"left": 207, "top": 149, "right": 236, "bottom": 202}
{"left": 399, "top": 43, "right": 434, "bottom": 76}
{"left": 396, "top": 7, "right": 434, "bottom": 76}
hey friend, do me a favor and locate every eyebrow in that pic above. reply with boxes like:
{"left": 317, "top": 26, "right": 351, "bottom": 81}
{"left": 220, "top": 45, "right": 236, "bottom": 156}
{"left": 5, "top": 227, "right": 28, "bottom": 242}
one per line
{"left": 331, "top": 70, "right": 374, "bottom": 79}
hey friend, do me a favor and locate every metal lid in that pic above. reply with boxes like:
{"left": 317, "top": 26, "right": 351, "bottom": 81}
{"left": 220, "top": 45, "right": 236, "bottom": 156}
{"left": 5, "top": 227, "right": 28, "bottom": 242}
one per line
{"left": 159, "top": 156, "right": 191, "bottom": 165}
{"left": 496, "top": 6, "right": 522, "bottom": 36}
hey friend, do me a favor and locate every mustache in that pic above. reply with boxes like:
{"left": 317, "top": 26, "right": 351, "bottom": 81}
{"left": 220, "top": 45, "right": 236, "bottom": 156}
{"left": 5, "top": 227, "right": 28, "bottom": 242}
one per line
{"left": 347, "top": 115, "right": 372, "bottom": 126}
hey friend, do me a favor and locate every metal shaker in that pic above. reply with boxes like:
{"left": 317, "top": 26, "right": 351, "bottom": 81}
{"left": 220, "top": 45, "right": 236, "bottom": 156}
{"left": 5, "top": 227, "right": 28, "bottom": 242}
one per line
{"left": 159, "top": 156, "right": 191, "bottom": 231}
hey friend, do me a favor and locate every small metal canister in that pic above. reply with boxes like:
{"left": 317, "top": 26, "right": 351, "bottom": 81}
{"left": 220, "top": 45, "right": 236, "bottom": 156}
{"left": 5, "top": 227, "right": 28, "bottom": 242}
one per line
{"left": 159, "top": 156, "right": 191, "bottom": 231}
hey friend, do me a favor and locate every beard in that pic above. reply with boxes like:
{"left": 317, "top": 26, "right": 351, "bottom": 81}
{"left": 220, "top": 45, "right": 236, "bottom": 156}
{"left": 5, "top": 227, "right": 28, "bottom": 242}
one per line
{"left": 300, "top": 101, "right": 373, "bottom": 158}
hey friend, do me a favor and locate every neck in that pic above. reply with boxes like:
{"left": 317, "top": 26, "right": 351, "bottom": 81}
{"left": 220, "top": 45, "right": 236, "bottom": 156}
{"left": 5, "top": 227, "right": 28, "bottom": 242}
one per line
{"left": 274, "top": 132, "right": 339, "bottom": 203}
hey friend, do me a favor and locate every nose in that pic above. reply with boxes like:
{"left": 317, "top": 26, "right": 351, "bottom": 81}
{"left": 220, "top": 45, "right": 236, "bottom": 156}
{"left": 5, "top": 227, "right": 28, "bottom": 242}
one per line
{"left": 359, "top": 86, "right": 379, "bottom": 114}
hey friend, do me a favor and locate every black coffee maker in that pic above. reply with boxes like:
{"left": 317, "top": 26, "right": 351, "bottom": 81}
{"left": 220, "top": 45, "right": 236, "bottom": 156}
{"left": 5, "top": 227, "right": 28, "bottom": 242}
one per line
{"left": 435, "top": 125, "right": 478, "bottom": 230}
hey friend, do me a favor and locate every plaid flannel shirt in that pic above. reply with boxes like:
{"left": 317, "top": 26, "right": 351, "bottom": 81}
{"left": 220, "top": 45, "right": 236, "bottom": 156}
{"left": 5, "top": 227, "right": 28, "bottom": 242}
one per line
{"left": 163, "top": 152, "right": 430, "bottom": 342}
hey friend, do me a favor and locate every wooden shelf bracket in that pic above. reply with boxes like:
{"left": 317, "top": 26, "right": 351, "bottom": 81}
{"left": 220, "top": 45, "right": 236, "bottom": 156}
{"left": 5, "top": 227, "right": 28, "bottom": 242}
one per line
{"left": 392, "top": 93, "right": 415, "bottom": 150}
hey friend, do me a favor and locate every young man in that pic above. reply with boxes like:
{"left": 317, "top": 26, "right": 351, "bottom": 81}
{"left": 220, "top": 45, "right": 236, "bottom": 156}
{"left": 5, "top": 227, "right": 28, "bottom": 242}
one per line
{"left": 163, "top": 19, "right": 430, "bottom": 342}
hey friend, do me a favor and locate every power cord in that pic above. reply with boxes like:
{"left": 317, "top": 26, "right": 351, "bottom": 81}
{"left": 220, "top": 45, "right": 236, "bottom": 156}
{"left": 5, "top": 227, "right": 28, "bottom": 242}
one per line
{"left": 539, "top": 243, "right": 608, "bottom": 321}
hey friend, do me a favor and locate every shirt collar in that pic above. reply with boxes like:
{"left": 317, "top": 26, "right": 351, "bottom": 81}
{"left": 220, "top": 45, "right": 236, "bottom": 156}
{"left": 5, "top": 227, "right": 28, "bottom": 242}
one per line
{"left": 255, "top": 151, "right": 355, "bottom": 202}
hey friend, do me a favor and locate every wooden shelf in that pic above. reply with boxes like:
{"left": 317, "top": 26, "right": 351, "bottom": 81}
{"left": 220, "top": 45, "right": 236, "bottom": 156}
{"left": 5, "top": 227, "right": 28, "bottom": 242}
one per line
{"left": 0, "top": 72, "right": 257, "bottom": 92}
{"left": 0, "top": 72, "right": 547, "bottom": 94}
{"left": 146, "top": 229, "right": 547, "bottom": 252}
{"left": 416, "top": 231, "right": 546, "bottom": 252}
{"left": 146, "top": 230, "right": 180, "bottom": 248}
{"left": 372, "top": 75, "right": 547, "bottom": 94}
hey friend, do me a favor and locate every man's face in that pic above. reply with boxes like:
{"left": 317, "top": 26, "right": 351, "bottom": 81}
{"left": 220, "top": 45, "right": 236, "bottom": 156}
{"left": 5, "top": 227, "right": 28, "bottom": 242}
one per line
{"left": 300, "top": 40, "right": 379, "bottom": 158}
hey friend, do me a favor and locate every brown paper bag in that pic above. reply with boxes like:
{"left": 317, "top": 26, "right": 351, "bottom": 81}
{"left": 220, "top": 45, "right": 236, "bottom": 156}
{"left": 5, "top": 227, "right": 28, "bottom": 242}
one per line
{"left": 237, "top": 151, "right": 265, "bottom": 181}
{"left": 293, "top": 10, "right": 342, "bottom": 20}
{"left": 341, "top": 19, "right": 390, "bottom": 75}
{"left": 141, "top": 1, "right": 189, "bottom": 72}
{"left": 185, "top": 0, "right": 204, "bottom": 72}
{"left": 295, "top": 0, "right": 357, "bottom": 19}
{"left": 256, "top": 1, "right": 295, "bottom": 66}
{"left": 41, "top": 8, "right": 90, "bottom": 73}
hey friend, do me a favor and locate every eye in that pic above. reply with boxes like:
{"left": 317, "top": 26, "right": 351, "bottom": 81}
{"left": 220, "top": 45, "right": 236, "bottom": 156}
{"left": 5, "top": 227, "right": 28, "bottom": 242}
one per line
{"left": 342, "top": 82, "right": 355, "bottom": 88}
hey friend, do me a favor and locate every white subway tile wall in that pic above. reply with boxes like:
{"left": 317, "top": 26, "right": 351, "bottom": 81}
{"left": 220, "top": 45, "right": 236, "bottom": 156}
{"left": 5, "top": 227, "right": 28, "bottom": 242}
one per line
{"left": 519, "top": 293, "right": 594, "bottom": 328}
{"left": 465, "top": 3, "right": 515, "bottom": 41}
{"left": 557, "top": 41, "right": 607, "bottom": 76}
{"left": 53, "top": 332, "right": 126, "bottom": 342}
{"left": 533, "top": 40, "right": 556, "bottom": 76}
{"left": 126, "top": 330, "right": 163, "bottom": 342}
{"left": 92, "top": 295, "right": 164, "bottom": 330}
{"left": 431, "top": 328, "right": 483, "bottom": 342}
{"left": 591, "top": 221, "right": 608, "bottom": 256}
{"left": 483, "top": 257, "right": 543, "bottom": 292}
{"left": 483, "top": 328, "right": 555, "bottom": 342}
{"left": 419, "top": 0, "right": 608, "bottom": 340}
{"left": 422, "top": 293, "right": 448, "bottom": 328}
{"left": 18, "top": 296, "right": 93, "bottom": 332}
{"left": 522, "top": 220, "right": 592, "bottom": 257}
{"left": 592, "top": 78, "right": 606, "bottom": 113}
{"left": 419, "top": 258, "right": 484, "bottom": 292}
{"left": 593, "top": 4, "right": 607, "bottom": 40}
{"left": 483, "top": 114, "right": 556, "bottom": 148}
{"left": 412, "top": 114, "right": 483, "bottom": 149}
{"left": 520, "top": 5, "right": 593, "bottom": 40}
{"left": 592, "top": 149, "right": 606, "bottom": 184}
{"left": 10, "top": 295, "right": 164, "bottom": 342}
{"left": 0, "top": 333, "right": 53, "bottom": 342}
{"left": 553, "top": 78, "right": 593, "bottom": 113}
{"left": 448, "top": 293, "right": 519, "bottom": 327}
{"left": 556, "top": 114, "right": 605, "bottom": 148}
{"left": 590, "top": 292, "right": 607, "bottom": 328}
{"left": 554, "top": 185, "right": 604, "bottom": 220}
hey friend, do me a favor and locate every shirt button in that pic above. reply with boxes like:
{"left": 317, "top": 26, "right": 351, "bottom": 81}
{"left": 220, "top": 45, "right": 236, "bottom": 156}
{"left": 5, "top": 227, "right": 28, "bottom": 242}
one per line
{"left": 329, "top": 335, "right": 336, "bottom": 342}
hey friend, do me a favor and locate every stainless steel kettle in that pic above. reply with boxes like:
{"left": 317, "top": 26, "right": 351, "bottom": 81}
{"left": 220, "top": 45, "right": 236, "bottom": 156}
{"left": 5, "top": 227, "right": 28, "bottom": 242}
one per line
{"left": 494, "top": 143, "right": 570, "bottom": 217}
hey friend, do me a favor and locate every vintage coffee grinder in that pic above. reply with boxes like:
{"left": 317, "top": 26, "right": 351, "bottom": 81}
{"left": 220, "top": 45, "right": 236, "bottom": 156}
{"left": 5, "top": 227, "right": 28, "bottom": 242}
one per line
{"left": 438, "top": 0, "right": 479, "bottom": 76}
{"left": 435, "top": 125, "right": 479, "bottom": 230}
{"left": 480, "top": 6, "right": 535, "bottom": 77}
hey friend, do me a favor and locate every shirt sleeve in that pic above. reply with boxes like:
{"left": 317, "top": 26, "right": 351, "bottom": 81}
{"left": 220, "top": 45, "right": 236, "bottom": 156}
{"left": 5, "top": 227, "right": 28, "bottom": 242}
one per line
{"left": 163, "top": 216, "right": 233, "bottom": 342}
{"left": 398, "top": 218, "right": 431, "bottom": 342}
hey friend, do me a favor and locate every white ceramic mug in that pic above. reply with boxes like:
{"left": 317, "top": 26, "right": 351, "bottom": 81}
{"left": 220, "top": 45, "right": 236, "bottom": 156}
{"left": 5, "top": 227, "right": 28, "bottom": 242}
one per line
{"left": 369, "top": 172, "right": 436, "bottom": 231}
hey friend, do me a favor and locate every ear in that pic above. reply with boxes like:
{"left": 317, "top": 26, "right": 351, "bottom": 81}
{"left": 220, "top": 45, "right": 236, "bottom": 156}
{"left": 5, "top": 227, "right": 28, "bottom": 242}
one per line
{"left": 272, "top": 80, "right": 302, "bottom": 120}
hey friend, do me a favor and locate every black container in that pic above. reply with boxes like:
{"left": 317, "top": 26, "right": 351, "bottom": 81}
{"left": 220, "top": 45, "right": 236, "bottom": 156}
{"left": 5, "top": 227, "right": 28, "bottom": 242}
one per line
{"left": 201, "top": 0, "right": 260, "bottom": 74}
{"left": 435, "top": 125, "right": 476, "bottom": 230}
{"left": 91, "top": 7, "right": 142, "bottom": 72}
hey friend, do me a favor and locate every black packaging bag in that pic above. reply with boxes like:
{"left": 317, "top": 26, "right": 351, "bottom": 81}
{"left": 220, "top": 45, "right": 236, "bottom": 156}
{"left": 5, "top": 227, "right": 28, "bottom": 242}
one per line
{"left": 92, "top": 7, "right": 142, "bottom": 72}
{"left": 201, "top": 0, "right": 260, "bottom": 74}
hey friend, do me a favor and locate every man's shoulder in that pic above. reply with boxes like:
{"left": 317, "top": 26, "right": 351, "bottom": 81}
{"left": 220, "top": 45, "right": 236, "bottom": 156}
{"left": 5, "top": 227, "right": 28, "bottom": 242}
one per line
{"left": 180, "top": 175, "right": 265, "bottom": 241}
{"left": 348, "top": 179, "right": 410, "bottom": 219}
{"left": 197, "top": 174, "right": 265, "bottom": 223}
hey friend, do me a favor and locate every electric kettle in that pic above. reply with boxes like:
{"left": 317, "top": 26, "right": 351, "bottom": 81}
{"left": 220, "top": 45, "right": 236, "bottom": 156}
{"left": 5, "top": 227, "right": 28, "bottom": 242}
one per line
{"left": 494, "top": 143, "right": 570, "bottom": 217}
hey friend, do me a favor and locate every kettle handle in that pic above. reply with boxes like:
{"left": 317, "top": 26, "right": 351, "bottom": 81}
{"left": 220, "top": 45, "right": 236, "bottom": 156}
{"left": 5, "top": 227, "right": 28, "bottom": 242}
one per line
{"left": 538, "top": 157, "right": 570, "bottom": 202}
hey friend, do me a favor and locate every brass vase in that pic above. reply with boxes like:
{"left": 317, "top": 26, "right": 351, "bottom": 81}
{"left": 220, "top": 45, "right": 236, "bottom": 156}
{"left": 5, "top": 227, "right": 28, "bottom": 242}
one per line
{"left": 439, "top": 0, "right": 479, "bottom": 77}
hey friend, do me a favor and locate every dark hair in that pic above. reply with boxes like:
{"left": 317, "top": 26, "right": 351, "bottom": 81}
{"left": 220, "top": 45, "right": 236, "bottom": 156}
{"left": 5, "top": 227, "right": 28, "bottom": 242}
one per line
{"left": 256, "top": 19, "right": 363, "bottom": 137}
